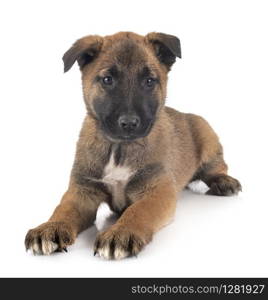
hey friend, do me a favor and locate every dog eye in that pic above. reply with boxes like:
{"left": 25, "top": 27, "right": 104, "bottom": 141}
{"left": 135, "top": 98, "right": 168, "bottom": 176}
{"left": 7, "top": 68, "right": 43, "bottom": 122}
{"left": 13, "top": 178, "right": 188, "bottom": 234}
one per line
{"left": 102, "top": 76, "right": 113, "bottom": 85}
{"left": 146, "top": 77, "right": 156, "bottom": 88}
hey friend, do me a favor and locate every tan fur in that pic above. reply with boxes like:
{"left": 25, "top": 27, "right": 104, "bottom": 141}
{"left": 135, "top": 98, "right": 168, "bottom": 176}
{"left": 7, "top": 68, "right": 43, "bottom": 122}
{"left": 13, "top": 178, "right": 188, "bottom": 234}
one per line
{"left": 25, "top": 32, "right": 241, "bottom": 258}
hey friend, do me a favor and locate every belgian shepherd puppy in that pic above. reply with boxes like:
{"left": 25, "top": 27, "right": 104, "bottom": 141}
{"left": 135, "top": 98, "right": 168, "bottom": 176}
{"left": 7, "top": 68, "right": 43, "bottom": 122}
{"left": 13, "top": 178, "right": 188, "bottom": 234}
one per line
{"left": 25, "top": 32, "right": 241, "bottom": 259}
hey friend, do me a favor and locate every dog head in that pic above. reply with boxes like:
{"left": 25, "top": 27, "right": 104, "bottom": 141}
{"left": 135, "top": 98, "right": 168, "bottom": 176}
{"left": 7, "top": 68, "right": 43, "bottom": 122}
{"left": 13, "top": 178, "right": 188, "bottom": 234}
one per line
{"left": 63, "top": 32, "right": 181, "bottom": 141}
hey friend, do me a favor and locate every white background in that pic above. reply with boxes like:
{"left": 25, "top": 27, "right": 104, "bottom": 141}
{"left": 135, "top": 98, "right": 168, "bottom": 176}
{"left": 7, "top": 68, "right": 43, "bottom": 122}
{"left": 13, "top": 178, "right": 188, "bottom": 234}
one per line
{"left": 0, "top": 0, "right": 267, "bottom": 277}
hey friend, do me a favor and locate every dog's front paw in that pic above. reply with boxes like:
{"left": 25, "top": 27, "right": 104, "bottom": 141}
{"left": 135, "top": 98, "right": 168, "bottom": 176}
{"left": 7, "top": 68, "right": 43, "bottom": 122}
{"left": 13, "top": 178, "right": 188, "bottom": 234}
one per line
{"left": 94, "top": 226, "right": 151, "bottom": 260}
{"left": 25, "top": 222, "right": 75, "bottom": 255}
{"left": 206, "top": 174, "right": 242, "bottom": 196}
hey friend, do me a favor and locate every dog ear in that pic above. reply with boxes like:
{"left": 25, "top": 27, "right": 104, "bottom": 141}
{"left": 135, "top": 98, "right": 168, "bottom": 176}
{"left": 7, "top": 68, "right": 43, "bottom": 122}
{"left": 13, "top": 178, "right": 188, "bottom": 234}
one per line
{"left": 62, "top": 35, "right": 103, "bottom": 72}
{"left": 146, "top": 32, "right": 181, "bottom": 70}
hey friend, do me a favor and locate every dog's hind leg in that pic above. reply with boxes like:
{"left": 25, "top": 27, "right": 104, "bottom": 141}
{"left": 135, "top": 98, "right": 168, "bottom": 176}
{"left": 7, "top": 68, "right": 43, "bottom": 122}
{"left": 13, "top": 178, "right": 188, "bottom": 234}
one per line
{"left": 194, "top": 151, "right": 242, "bottom": 196}
{"left": 187, "top": 114, "right": 242, "bottom": 196}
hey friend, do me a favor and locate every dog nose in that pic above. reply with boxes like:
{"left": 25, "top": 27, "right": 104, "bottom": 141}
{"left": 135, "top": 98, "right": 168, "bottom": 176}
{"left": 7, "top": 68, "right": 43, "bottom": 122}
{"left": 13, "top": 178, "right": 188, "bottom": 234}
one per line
{"left": 118, "top": 115, "right": 140, "bottom": 132}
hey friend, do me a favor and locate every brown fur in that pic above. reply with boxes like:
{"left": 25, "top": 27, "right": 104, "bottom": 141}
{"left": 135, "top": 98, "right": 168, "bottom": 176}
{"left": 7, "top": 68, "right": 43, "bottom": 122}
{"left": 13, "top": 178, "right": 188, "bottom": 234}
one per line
{"left": 25, "top": 32, "right": 241, "bottom": 258}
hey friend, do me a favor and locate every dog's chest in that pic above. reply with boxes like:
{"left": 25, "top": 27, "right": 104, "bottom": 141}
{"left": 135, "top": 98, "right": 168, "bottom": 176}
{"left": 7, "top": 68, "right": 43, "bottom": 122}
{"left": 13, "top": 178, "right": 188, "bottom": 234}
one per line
{"left": 102, "top": 151, "right": 133, "bottom": 212}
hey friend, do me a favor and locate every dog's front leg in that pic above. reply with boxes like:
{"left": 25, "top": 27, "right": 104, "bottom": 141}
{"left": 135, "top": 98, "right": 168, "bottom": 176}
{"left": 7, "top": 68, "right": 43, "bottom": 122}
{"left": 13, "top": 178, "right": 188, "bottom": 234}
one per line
{"left": 25, "top": 184, "right": 103, "bottom": 255}
{"left": 94, "top": 175, "right": 177, "bottom": 260}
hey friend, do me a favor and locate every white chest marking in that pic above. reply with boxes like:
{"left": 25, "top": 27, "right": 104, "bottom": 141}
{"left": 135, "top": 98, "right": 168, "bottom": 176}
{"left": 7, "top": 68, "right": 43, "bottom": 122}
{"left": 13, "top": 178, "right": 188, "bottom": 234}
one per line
{"left": 102, "top": 151, "right": 132, "bottom": 185}
{"left": 102, "top": 151, "right": 133, "bottom": 211}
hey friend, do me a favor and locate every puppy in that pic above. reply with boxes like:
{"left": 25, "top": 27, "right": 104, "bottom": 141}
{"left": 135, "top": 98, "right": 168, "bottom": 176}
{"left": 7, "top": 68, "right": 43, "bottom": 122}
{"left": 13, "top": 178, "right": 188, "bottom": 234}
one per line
{"left": 25, "top": 32, "right": 242, "bottom": 259}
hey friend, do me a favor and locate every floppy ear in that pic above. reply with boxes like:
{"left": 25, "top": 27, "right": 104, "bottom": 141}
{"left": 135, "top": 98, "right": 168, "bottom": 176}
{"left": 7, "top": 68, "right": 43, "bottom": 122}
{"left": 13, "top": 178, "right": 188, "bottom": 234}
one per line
{"left": 62, "top": 35, "right": 103, "bottom": 72}
{"left": 146, "top": 32, "right": 181, "bottom": 70}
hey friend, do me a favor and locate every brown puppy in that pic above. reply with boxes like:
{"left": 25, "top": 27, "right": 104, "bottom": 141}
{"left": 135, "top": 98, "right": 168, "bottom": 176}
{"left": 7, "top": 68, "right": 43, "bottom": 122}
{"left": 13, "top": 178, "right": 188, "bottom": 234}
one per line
{"left": 25, "top": 32, "right": 241, "bottom": 259}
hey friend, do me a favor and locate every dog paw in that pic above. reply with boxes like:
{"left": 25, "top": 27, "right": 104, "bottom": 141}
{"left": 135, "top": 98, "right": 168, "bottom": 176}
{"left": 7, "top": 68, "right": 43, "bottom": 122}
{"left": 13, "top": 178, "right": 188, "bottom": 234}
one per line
{"left": 25, "top": 222, "right": 75, "bottom": 255}
{"left": 206, "top": 174, "right": 242, "bottom": 196}
{"left": 94, "top": 226, "right": 151, "bottom": 260}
